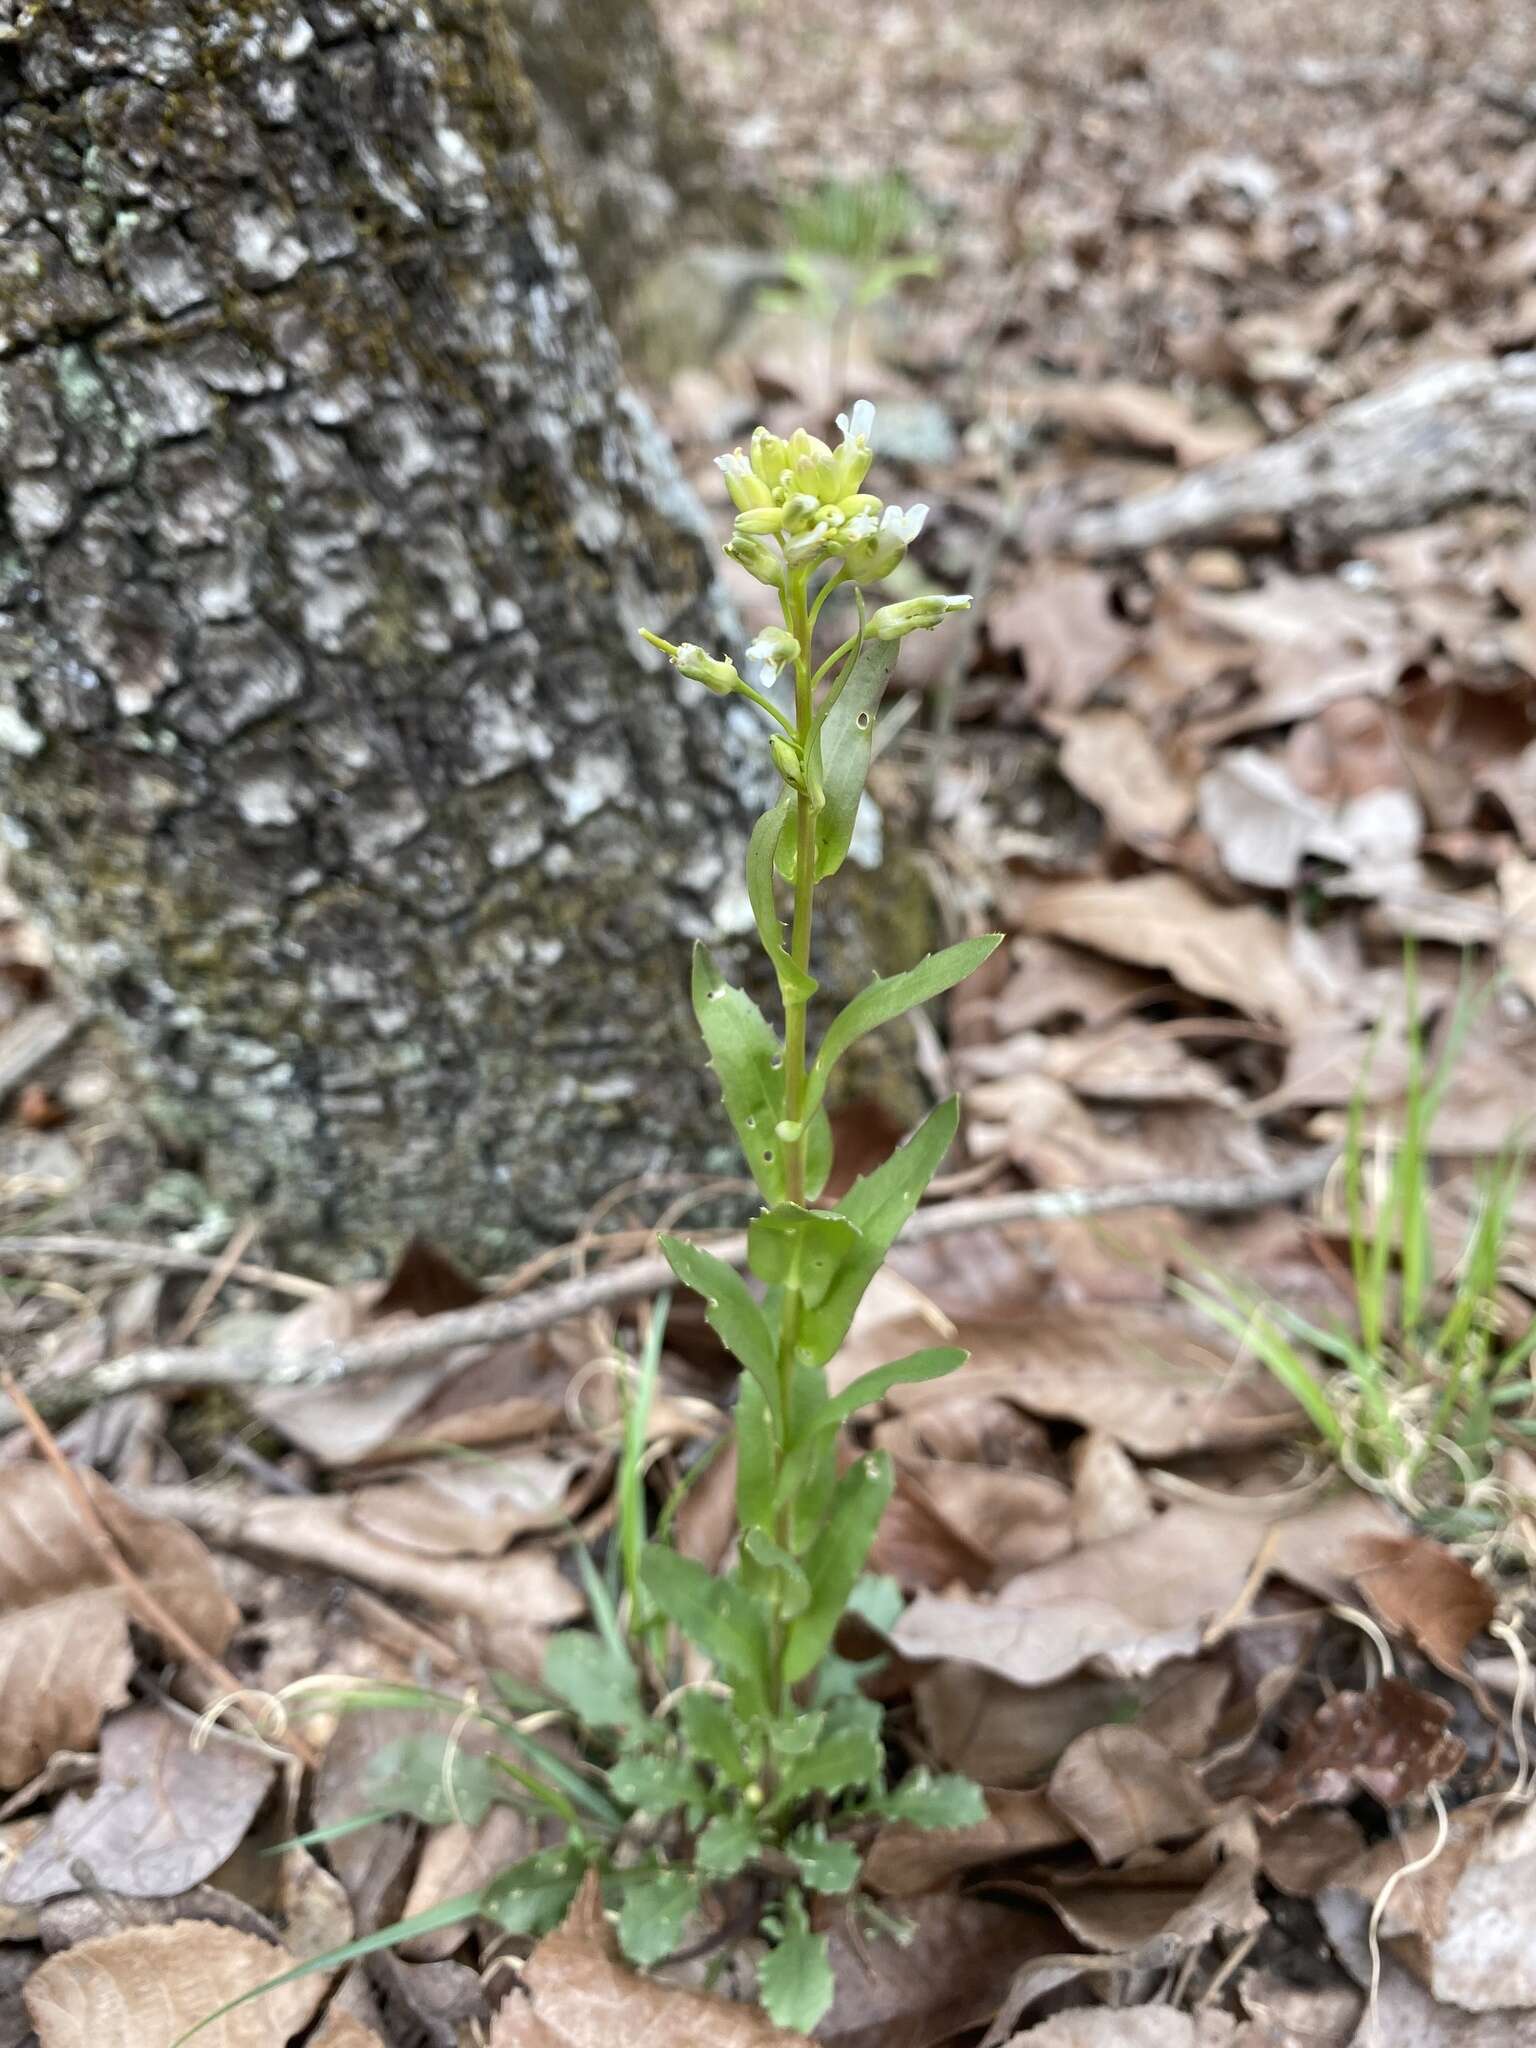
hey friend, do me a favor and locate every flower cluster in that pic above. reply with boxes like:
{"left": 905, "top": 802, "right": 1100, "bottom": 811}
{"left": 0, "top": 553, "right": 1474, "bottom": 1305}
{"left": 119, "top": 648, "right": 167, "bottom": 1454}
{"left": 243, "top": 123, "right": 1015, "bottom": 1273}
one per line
{"left": 716, "top": 400, "right": 931, "bottom": 589}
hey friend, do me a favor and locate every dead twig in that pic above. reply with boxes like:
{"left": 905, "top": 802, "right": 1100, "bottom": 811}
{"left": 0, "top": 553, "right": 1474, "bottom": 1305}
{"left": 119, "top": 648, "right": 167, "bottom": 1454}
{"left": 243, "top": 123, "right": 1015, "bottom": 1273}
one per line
{"left": 0, "top": 1369, "right": 317, "bottom": 1771}
{"left": 0, "top": 1233, "right": 327, "bottom": 1299}
{"left": 169, "top": 1216, "right": 260, "bottom": 1343}
{"left": 0, "top": 1150, "right": 1335, "bottom": 1430}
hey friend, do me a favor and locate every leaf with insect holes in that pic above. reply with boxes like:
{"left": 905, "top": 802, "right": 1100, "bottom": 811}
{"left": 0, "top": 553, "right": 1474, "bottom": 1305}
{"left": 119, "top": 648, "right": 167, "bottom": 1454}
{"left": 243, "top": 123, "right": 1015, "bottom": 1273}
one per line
{"left": 787, "top": 1823, "right": 860, "bottom": 1894}
{"left": 658, "top": 1235, "right": 779, "bottom": 1424}
{"left": 873, "top": 1770, "right": 988, "bottom": 1830}
{"left": 483, "top": 1847, "right": 589, "bottom": 1935}
{"left": 697, "top": 1809, "right": 762, "bottom": 1877}
{"left": 802, "top": 936, "right": 1003, "bottom": 1123}
{"left": 543, "top": 1630, "right": 646, "bottom": 1735}
{"left": 608, "top": 1750, "right": 705, "bottom": 1817}
{"left": 776, "top": 638, "right": 901, "bottom": 884}
{"left": 776, "top": 1711, "right": 884, "bottom": 1804}
{"left": 785, "top": 1453, "right": 895, "bottom": 1683}
{"left": 617, "top": 1867, "right": 700, "bottom": 1967}
{"left": 749, "top": 799, "right": 818, "bottom": 1005}
{"left": 692, "top": 946, "right": 793, "bottom": 1204}
{"left": 640, "top": 1548, "right": 771, "bottom": 1713}
{"left": 678, "top": 1691, "right": 754, "bottom": 1788}
{"left": 799, "top": 1098, "right": 959, "bottom": 1365}
{"left": 759, "top": 1889, "right": 836, "bottom": 2034}
{"left": 748, "top": 1203, "right": 861, "bottom": 1309}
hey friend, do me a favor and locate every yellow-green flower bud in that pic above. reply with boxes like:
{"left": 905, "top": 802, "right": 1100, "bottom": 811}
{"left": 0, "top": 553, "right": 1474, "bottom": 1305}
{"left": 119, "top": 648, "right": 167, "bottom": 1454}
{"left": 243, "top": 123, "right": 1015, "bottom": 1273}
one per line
{"left": 787, "top": 427, "right": 842, "bottom": 502}
{"left": 749, "top": 426, "right": 790, "bottom": 489}
{"left": 836, "top": 492, "right": 882, "bottom": 524}
{"left": 733, "top": 505, "right": 784, "bottom": 536}
{"left": 724, "top": 532, "right": 784, "bottom": 588}
{"left": 673, "top": 643, "right": 742, "bottom": 694}
{"left": 781, "top": 521, "right": 834, "bottom": 570}
{"left": 746, "top": 627, "right": 799, "bottom": 684}
{"left": 716, "top": 450, "right": 773, "bottom": 513}
{"left": 870, "top": 594, "right": 972, "bottom": 639}
{"left": 778, "top": 491, "right": 824, "bottom": 533}
{"left": 770, "top": 733, "right": 809, "bottom": 791}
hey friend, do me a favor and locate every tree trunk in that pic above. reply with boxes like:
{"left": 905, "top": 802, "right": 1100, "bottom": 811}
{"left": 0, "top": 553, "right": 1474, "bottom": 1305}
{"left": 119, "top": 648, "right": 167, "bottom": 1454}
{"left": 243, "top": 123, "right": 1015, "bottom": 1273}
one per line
{"left": 0, "top": 0, "right": 765, "bottom": 1271}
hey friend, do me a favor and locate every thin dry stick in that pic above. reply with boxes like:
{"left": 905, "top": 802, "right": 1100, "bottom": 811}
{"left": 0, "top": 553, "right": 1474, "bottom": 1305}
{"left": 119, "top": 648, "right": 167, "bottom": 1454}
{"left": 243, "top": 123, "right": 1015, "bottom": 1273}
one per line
{"left": 0, "top": 1233, "right": 326, "bottom": 1300}
{"left": 169, "top": 1216, "right": 260, "bottom": 1344}
{"left": 0, "top": 1149, "right": 1335, "bottom": 1429}
{"left": 0, "top": 1369, "right": 317, "bottom": 1771}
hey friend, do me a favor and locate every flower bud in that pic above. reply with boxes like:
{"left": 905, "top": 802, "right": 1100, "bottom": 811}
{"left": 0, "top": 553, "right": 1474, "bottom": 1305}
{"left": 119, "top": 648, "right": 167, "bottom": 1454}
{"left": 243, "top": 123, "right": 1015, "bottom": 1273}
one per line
{"left": 870, "top": 594, "right": 973, "bottom": 640}
{"left": 832, "top": 398, "right": 876, "bottom": 495}
{"left": 639, "top": 630, "right": 742, "bottom": 695}
{"left": 746, "top": 627, "right": 799, "bottom": 685}
{"left": 787, "top": 427, "right": 842, "bottom": 502}
{"left": 749, "top": 426, "right": 790, "bottom": 489}
{"left": 770, "top": 733, "right": 809, "bottom": 791}
{"left": 724, "top": 532, "right": 784, "bottom": 589}
{"left": 715, "top": 450, "right": 773, "bottom": 513}
{"left": 733, "top": 504, "right": 784, "bottom": 536}
{"left": 781, "top": 521, "right": 834, "bottom": 570}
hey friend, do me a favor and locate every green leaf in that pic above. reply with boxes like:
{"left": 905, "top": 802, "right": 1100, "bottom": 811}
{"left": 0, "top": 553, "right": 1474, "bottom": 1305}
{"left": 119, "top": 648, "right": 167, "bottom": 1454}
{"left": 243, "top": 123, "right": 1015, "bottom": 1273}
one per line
{"left": 608, "top": 1749, "right": 705, "bottom": 1816}
{"left": 677, "top": 1690, "right": 754, "bottom": 1787}
{"left": 804, "top": 1106, "right": 834, "bottom": 1203}
{"left": 803, "top": 936, "right": 1003, "bottom": 1124}
{"left": 776, "top": 1717, "right": 883, "bottom": 1804}
{"left": 787, "top": 1823, "right": 861, "bottom": 1894}
{"left": 748, "top": 1203, "right": 861, "bottom": 1309}
{"left": 543, "top": 1630, "right": 645, "bottom": 1734}
{"left": 697, "top": 1808, "right": 762, "bottom": 1877}
{"left": 784, "top": 1452, "right": 895, "bottom": 1684}
{"left": 617, "top": 1867, "right": 700, "bottom": 1966}
{"left": 759, "top": 1890, "right": 836, "bottom": 2034}
{"left": 361, "top": 1734, "right": 504, "bottom": 1827}
{"left": 848, "top": 1572, "right": 905, "bottom": 1634}
{"left": 806, "top": 636, "right": 901, "bottom": 881}
{"left": 800, "top": 1098, "right": 960, "bottom": 1364}
{"left": 874, "top": 1770, "right": 988, "bottom": 1830}
{"left": 743, "top": 1528, "right": 812, "bottom": 1619}
{"left": 692, "top": 944, "right": 793, "bottom": 1203}
{"left": 483, "top": 1848, "right": 588, "bottom": 1935}
{"left": 749, "top": 796, "right": 818, "bottom": 1004}
{"left": 816, "top": 1346, "right": 967, "bottom": 1436}
{"left": 640, "top": 1547, "right": 770, "bottom": 1714}
{"left": 658, "top": 1234, "right": 780, "bottom": 1424}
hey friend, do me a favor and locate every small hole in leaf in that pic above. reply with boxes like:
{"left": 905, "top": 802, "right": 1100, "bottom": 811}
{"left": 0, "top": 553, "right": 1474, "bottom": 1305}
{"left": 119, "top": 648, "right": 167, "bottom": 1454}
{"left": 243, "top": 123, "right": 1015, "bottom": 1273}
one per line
{"left": 744, "top": 1115, "right": 756, "bottom": 1128}
{"left": 856, "top": 711, "right": 871, "bottom": 729}
{"left": 763, "top": 1151, "right": 774, "bottom": 1163}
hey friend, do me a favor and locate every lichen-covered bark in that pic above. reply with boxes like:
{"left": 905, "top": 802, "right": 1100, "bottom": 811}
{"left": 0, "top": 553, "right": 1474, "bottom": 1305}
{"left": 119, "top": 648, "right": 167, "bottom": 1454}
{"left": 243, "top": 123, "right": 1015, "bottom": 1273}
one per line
{"left": 0, "top": 0, "right": 767, "bottom": 1270}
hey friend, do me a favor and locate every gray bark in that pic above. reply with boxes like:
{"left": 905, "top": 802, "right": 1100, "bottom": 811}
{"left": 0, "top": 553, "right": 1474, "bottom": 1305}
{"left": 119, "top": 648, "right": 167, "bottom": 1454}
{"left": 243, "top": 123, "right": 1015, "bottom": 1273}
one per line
{"left": 0, "top": 0, "right": 765, "bottom": 1271}
{"left": 1056, "top": 353, "right": 1536, "bottom": 558}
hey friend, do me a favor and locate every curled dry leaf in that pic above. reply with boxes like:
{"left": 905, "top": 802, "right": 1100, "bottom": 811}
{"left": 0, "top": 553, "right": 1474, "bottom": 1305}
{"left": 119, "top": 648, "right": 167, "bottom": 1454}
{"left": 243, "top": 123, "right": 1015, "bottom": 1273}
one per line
{"left": 1019, "top": 872, "right": 1312, "bottom": 1031}
{"left": 3, "top": 1707, "right": 272, "bottom": 1905}
{"left": 1350, "top": 1533, "right": 1497, "bottom": 1678}
{"left": 488, "top": 1873, "right": 804, "bottom": 2046}
{"left": 344, "top": 1447, "right": 598, "bottom": 1558}
{"left": 1047, "top": 1725, "right": 1214, "bottom": 1863}
{"left": 1258, "top": 1678, "right": 1465, "bottom": 1824}
{"left": 0, "top": 1463, "right": 236, "bottom": 1789}
{"left": 1004, "top": 2008, "right": 1241, "bottom": 2045}
{"left": 23, "top": 1920, "right": 316, "bottom": 2048}
{"left": 987, "top": 564, "right": 1138, "bottom": 713}
{"left": 1057, "top": 710, "right": 1195, "bottom": 844}
{"left": 820, "top": 1890, "right": 1059, "bottom": 2048}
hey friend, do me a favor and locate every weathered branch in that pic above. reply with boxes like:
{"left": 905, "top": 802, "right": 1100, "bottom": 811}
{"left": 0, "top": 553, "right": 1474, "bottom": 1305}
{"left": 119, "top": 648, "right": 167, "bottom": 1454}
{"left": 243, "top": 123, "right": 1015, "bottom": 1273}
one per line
{"left": 0, "top": 1150, "right": 1334, "bottom": 1431}
{"left": 1056, "top": 353, "right": 1536, "bottom": 557}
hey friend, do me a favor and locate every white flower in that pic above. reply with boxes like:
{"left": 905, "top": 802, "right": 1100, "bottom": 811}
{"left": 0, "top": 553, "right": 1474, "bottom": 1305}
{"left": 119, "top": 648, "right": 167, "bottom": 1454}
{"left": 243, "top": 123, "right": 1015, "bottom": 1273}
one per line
{"left": 835, "top": 399, "right": 876, "bottom": 444}
{"left": 746, "top": 627, "right": 799, "bottom": 685}
{"left": 842, "top": 502, "right": 929, "bottom": 583}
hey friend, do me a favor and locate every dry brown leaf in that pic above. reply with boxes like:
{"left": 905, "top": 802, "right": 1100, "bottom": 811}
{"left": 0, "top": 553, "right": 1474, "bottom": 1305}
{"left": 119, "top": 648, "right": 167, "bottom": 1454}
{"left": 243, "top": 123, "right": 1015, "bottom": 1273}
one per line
{"left": 308, "top": 2016, "right": 386, "bottom": 2048}
{"left": 915, "top": 1665, "right": 1136, "bottom": 1787}
{"left": 1259, "top": 1809, "right": 1368, "bottom": 1898}
{"left": 1047, "top": 1725, "right": 1214, "bottom": 1863}
{"left": 864, "top": 1788, "right": 1075, "bottom": 1897}
{"left": 1402, "top": 1801, "right": 1536, "bottom": 2013}
{"left": 1497, "top": 853, "right": 1536, "bottom": 1006}
{"left": 344, "top": 1448, "right": 597, "bottom": 1558}
{"left": 1070, "top": 1434, "right": 1154, "bottom": 1547}
{"left": 1057, "top": 710, "right": 1194, "bottom": 843}
{"left": 1004, "top": 2009, "right": 1241, "bottom": 2045}
{"left": 3, "top": 1707, "right": 271, "bottom": 1905}
{"left": 0, "top": 1464, "right": 236, "bottom": 1788}
{"left": 1023, "top": 379, "right": 1260, "bottom": 466}
{"left": 1043, "top": 1848, "right": 1264, "bottom": 1961}
{"left": 488, "top": 1873, "right": 803, "bottom": 2046}
{"left": 24, "top": 1920, "right": 315, "bottom": 2048}
{"left": 1351, "top": 1533, "right": 1497, "bottom": 1677}
{"left": 869, "top": 1305, "right": 1301, "bottom": 1459}
{"left": 1019, "top": 873, "right": 1312, "bottom": 1030}
{"left": 1183, "top": 574, "right": 1413, "bottom": 738}
{"left": 901, "top": 1463, "right": 1074, "bottom": 1575}
{"left": 820, "top": 1890, "right": 1057, "bottom": 2048}
{"left": 1237, "top": 1966, "right": 1362, "bottom": 2048}
{"left": 1258, "top": 1678, "right": 1465, "bottom": 1823}
{"left": 988, "top": 564, "right": 1138, "bottom": 711}
{"left": 400, "top": 1805, "right": 531, "bottom": 1960}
